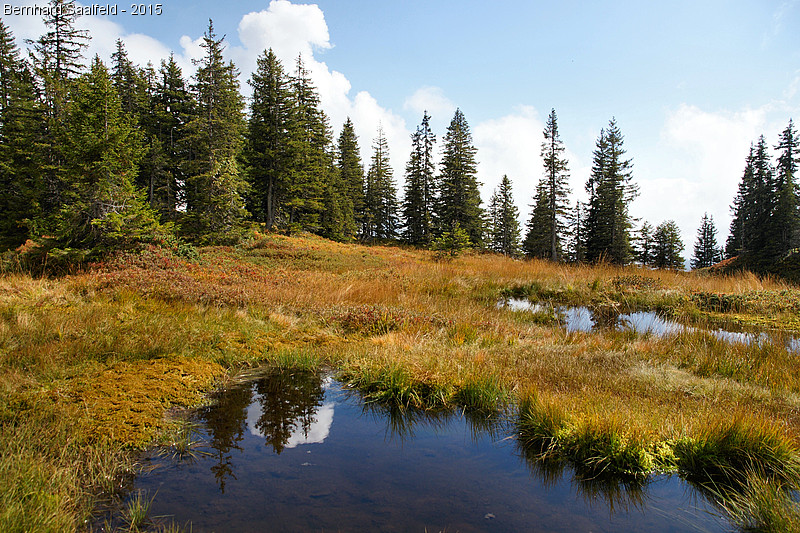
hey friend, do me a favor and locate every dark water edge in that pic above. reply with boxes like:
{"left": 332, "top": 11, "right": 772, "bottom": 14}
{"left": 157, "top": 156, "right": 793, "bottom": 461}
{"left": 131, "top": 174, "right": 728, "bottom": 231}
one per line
{"left": 501, "top": 298, "right": 800, "bottom": 353}
{"left": 114, "top": 369, "right": 732, "bottom": 533}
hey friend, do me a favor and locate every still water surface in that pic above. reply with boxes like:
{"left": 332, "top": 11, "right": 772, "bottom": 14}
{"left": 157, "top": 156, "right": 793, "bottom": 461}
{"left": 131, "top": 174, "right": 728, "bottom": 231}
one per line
{"left": 502, "top": 298, "right": 800, "bottom": 353}
{"left": 129, "top": 369, "right": 730, "bottom": 532}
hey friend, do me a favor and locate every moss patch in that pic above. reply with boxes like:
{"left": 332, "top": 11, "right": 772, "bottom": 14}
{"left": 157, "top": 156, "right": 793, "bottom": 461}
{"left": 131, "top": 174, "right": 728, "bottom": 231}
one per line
{"left": 67, "top": 356, "right": 225, "bottom": 447}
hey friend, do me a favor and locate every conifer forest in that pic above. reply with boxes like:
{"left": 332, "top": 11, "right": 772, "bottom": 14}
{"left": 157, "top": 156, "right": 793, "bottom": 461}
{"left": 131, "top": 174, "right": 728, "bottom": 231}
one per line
{"left": 1, "top": 5, "right": 798, "bottom": 279}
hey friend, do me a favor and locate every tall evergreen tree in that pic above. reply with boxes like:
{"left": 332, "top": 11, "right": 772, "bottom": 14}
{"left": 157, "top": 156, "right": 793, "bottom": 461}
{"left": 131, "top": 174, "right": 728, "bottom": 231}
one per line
{"left": 0, "top": 21, "right": 46, "bottom": 249}
{"left": 284, "top": 54, "right": 333, "bottom": 231}
{"left": 245, "top": 48, "right": 293, "bottom": 229}
{"left": 725, "top": 137, "right": 776, "bottom": 265}
{"left": 110, "top": 39, "right": 147, "bottom": 118}
{"left": 146, "top": 54, "right": 195, "bottom": 221}
{"left": 27, "top": 0, "right": 91, "bottom": 227}
{"left": 331, "top": 117, "right": 362, "bottom": 239}
{"left": 488, "top": 175, "right": 521, "bottom": 256}
{"left": 183, "top": 20, "right": 248, "bottom": 241}
{"left": 584, "top": 118, "right": 638, "bottom": 264}
{"left": 523, "top": 182, "right": 552, "bottom": 258}
{"left": 634, "top": 221, "right": 655, "bottom": 266}
{"left": 691, "top": 213, "right": 722, "bottom": 269}
{"left": 28, "top": 0, "right": 90, "bottom": 82}
{"left": 652, "top": 220, "right": 684, "bottom": 269}
{"left": 363, "top": 125, "right": 398, "bottom": 240}
{"left": 539, "top": 108, "right": 571, "bottom": 260}
{"left": 726, "top": 145, "right": 755, "bottom": 259}
{"left": 567, "top": 201, "right": 586, "bottom": 263}
{"left": 401, "top": 112, "right": 437, "bottom": 245}
{"left": 0, "top": 19, "right": 21, "bottom": 113}
{"left": 55, "top": 57, "right": 161, "bottom": 252}
{"left": 769, "top": 120, "right": 800, "bottom": 258}
{"left": 437, "top": 108, "right": 483, "bottom": 246}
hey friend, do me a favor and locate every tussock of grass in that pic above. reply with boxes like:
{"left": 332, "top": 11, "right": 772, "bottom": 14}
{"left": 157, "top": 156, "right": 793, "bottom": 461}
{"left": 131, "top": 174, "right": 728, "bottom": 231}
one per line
{"left": 453, "top": 375, "right": 509, "bottom": 413}
{"left": 715, "top": 472, "right": 800, "bottom": 533}
{"left": 122, "top": 490, "right": 156, "bottom": 531}
{"left": 338, "top": 363, "right": 453, "bottom": 410}
{"left": 674, "top": 419, "right": 800, "bottom": 486}
{"left": 517, "top": 393, "right": 569, "bottom": 457}
{"left": 517, "top": 394, "right": 658, "bottom": 478}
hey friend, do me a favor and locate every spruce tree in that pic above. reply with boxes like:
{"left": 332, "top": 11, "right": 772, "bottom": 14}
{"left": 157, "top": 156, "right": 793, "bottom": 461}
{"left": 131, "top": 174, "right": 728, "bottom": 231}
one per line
{"left": 402, "top": 112, "right": 437, "bottom": 246}
{"left": 147, "top": 54, "right": 195, "bottom": 221}
{"left": 27, "top": 0, "right": 91, "bottom": 227}
{"left": 488, "top": 175, "right": 521, "bottom": 256}
{"left": 0, "top": 21, "right": 46, "bottom": 249}
{"left": 28, "top": 0, "right": 90, "bottom": 82}
{"left": 539, "top": 108, "right": 571, "bottom": 260}
{"left": 634, "top": 221, "right": 655, "bottom": 266}
{"left": 725, "top": 137, "right": 776, "bottom": 266}
{"left": 245, "top": 48, "right": 293, "bottom": 229}
{"left": 363, "top": 126, "right": 398, "bottom": 240}
{"left": 284, "top": 55, "right": 333, "bottom": 231}
{"left": 110, "top": 39, "right": 147, "bottom": 118}
{"left": 523, "top": 182, "right": 553, "bottom": 258}
{"left": 726, "top": 145, "right": 755, "bottom": 259}
{"left": 584, "top": 119, "right": 638, "bottom": 264}
{"left": 566, "top": 201, "right": 585, "bottom": 263}
{"left": 691, "top": 213, "right": 722, "bottom": 269}
{"left": 437, "top": 108, "right": 483, "bottom": 247}
{"left": 0, "top": 19, "right": 21, "bottom": 112}
{"left": 55, "top": 57, "right": 161, "bottom": 252}
{"left": 183, "top": 20, "right": 248, "bottom": 242}
{"left": 332, "top": 117, "right": 362, "bottom": 239}
{"left": 769, "top": 120, "right": 800, "bottom": 258}
{"left": 652, "top": 220, "right": 684, "bottom": 269}
{"left": 524, "top": 111, "right": 571, "bottom": 261}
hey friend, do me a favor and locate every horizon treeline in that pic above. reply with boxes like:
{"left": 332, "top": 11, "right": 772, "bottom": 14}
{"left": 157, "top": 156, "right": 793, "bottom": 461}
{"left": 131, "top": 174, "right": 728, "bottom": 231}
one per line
{"left": 1, "top": 3, "right": 798, "bottom": 276}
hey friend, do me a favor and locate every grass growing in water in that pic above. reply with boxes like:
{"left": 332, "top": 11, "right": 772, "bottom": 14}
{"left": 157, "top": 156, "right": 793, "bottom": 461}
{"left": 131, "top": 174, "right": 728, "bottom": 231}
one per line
{"left": 517, "top": 393, "right": 659, "bottom": 479}
{"left": 674, "top": 419, "right": 800, "bottom": 486}
{"left": 715, "top": 471, "right": 800, "bottom": 533}
{"left": 122, "top": 490, "right": 156, "bottom": 531}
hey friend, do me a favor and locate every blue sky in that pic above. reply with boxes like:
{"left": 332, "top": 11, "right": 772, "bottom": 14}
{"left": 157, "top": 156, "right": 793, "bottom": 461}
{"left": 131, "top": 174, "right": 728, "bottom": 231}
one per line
{"left": 5, "top": 0, "right": 800, "bottom": 255}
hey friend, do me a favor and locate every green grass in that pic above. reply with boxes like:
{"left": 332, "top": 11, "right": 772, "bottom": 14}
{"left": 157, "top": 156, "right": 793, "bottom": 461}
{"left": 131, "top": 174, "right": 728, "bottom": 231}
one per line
{"left": 714, "top": 472, "right": 800, "bottom": 533}
{"left": 517, "top": 394, "right": 658, "bottom": 479}
{"left": 122, "top": 490, "right": 156, "bottom": 531}
{"left": 674, "top": 419, "right": 800, "bottom": 487}
{"left": 338, "top": 363, "right": 454, "bottom": 410}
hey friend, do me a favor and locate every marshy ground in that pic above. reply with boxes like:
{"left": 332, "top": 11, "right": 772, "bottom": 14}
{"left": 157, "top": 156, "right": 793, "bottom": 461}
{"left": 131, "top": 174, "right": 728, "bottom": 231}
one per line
{"left": 3, "top": 232, "right": 800, "bottom": 531}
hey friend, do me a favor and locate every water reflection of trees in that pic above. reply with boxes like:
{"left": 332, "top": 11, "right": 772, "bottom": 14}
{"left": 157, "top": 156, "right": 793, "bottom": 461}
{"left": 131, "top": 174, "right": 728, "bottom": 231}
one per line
{"left": 252, "top": 369, "right": 325, "bottom": 454}
{"left": 197, "top": 383, "right": 253, "bottom": 493}
{"left": 198, "top": 369, "right": 325, "bottom": 492}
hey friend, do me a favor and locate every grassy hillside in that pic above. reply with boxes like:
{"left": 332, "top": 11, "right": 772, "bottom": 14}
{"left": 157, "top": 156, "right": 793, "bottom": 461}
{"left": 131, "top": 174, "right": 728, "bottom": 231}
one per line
{"left": 3, "top": 232, "right": 800, "bottom": 531}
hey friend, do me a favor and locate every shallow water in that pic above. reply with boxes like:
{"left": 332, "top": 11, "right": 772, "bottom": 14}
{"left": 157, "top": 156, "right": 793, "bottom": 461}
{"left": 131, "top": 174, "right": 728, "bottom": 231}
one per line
{"left": 502, "top": 298, "right": 800, "bottom": 353}
{"left": 125, "top": 369, "right": 730, "bottom": 532}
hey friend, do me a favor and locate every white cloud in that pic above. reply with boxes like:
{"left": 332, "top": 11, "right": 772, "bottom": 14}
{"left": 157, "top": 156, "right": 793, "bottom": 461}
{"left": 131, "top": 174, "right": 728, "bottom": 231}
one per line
{"left": 246, "top": 400, "right": 335, "bottom": 448}
{"left": 473, "top": 106, "right": 545, "bottom": 220}
{"left": 225, "top": 0, "right": 409, "bottom": 178}
{"left": 235, "top": 0, "right": 330, "bottom": 65}
{"left": 5, "top": 1, "right": 193, "bottom": 74}
{"left": 404, "top": 86, "right": 457, "bottom": 120}
{"left": 631, "top": 103, "right": 782, "bottom": 250}
{"left": 473, "top": 106, "right": 585, "bottom": 225}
